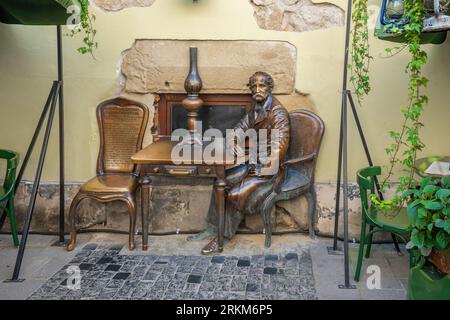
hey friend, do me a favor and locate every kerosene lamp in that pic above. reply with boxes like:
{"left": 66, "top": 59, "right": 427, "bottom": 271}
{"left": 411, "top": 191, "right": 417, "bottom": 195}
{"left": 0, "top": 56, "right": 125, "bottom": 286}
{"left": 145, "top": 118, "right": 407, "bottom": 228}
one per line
{"left": 385, "top": 0, "right": 405, "bottom": 20}
{"left": 181, "top": 46, "right": 203, "bottom": 145}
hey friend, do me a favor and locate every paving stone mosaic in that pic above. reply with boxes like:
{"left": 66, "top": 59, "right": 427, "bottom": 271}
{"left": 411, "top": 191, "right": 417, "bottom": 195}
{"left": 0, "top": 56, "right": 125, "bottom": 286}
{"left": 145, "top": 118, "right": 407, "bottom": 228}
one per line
{"left": 27, "top": 243, "right": 317, "bottom": 300}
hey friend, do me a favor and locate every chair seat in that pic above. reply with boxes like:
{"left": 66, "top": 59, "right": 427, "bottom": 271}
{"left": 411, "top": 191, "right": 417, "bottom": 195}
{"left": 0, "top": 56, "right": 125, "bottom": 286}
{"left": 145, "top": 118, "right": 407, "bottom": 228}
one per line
{"left": 281, "top": 168, "right": 310, "bottom": 193}
{"left": 367, "top": 206, "right": 410, "bottom": 234}
{"left": 80, "top": 174, "right": 138, "bottom": 194}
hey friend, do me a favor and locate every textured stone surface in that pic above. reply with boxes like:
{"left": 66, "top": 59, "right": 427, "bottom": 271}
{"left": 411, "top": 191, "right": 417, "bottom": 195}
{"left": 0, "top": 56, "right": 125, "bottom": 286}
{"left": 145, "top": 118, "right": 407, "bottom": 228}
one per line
{"left": 93, "top": 0, "right": 156, "bottom": 11}
{"left": 249, "top": 0, "right": 344, "bottom": 32}
{"left": 121, "top": 40, "right": 296, "bottom": 94}
{"left": 27, "top": 243, "right": 316, "bottom": 300}
{"left": 6, "top": 181, "right": 395, "bottom": 241}
{"left": 275, "top": 92, "right": 316, "bottom": 112}
{"left": 12, "top": 183, "right": 106, "bottom": 234}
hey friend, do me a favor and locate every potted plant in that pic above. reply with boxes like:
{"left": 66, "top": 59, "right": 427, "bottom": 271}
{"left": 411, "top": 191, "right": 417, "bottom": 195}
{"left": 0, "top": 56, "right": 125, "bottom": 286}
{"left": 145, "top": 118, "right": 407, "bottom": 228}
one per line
{"left": 405, "top": 176, "right": 450, "bottom": 299}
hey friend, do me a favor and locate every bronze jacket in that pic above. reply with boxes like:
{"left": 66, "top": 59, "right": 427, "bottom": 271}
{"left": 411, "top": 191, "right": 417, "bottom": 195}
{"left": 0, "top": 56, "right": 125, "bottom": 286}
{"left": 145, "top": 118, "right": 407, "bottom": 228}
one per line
{"left": 229, "top": 95, "right": 290, "bottom": 168}
{"left": 225, "top": 95, "right": 291, "bottom": 216}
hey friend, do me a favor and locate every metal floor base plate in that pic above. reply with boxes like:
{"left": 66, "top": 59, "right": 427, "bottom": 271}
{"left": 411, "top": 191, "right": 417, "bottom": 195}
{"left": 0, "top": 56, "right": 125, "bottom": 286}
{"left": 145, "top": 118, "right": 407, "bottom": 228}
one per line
{"left": 338, "top": 284, "right": 357, "bottom": 289}
{"left": 327, "top": 246, "right": 344, "bottom": 255}
{"left": 3, "top": 278, "right": 25, "bottom": 283}
{"left": 51, "top": 239, "right": 68, "bottom": 247}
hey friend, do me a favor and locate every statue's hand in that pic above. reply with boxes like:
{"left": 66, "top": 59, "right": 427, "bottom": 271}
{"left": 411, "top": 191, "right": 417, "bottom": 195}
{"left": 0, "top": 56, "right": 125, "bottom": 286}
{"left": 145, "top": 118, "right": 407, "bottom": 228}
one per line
{"left": 247, "top": 164, "right": 262, "bottom": 176}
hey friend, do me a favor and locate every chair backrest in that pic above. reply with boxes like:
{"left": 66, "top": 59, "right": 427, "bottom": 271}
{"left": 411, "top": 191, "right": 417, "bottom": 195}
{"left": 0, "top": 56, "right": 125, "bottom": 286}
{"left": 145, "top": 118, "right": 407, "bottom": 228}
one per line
{"left": 96, "top": 97, "right": 149, "bottom": 175}
{"left": 286, "top": 109, "right": 325, "bottom": 179}
{"left": 0, "top": 149, "right": 18, "bottom": 193}
{"left": 356, "top": 166, "right": 381, "bottom": 218}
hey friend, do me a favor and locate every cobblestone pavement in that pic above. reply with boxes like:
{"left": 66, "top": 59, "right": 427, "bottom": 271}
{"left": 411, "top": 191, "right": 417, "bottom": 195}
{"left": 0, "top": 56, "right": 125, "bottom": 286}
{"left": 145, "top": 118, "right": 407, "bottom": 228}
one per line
{"left": 27, "top": 243, "right": 317, "bottom": 300}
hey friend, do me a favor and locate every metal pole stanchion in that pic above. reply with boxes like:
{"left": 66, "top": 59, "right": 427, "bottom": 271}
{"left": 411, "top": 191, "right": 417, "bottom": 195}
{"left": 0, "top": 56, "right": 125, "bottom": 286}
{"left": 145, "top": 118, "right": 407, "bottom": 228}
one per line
{"left": 332, "top": 0, "right": 357, "bottom": 289}
{"left": 7, "top": 82, "right": 60, "bottom": 282}
{"left": 56, "top": 25, "right": 67, "bottom": 246}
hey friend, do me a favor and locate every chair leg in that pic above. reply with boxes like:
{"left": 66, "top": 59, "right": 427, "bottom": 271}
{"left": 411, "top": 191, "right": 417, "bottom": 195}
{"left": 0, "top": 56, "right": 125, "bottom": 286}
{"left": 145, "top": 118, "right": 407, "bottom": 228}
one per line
{"left": 263, "top": 205, "right": 272, "bottom": 249}
{"left": 306, "top": 188, "right": 317, "bottom": 239}
{"left": 354, "top": 219, "right": 367, "bottom": 282}
{"left": 8, "top": 195, "right": 19, "bottom": 247}
{"left": 391, "top": 233, "right": 402, "bottom": 254}
{"left": 365, "top": 225, "right": 374, "bottom": 258}
{"left": 262, "top": 192, "right": 277, "bottom": 248}
{"left": 66, "top": 192, "right": 86, "bottom": 252}
{"left": 124, "top": 196, "right": 137, "bottom": 251}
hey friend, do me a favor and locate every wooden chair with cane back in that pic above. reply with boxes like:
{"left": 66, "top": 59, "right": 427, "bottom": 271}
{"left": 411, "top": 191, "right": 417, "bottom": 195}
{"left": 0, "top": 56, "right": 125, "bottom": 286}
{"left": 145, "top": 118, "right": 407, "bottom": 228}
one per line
{"left": 67, "top": 97, "right": 149, "bottom": 251}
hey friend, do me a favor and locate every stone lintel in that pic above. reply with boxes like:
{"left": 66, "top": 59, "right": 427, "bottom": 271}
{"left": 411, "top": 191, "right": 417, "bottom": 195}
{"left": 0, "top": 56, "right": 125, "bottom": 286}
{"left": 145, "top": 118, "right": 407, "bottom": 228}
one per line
{"left": 121, "top": 40, "right": 297, "bottom": 95}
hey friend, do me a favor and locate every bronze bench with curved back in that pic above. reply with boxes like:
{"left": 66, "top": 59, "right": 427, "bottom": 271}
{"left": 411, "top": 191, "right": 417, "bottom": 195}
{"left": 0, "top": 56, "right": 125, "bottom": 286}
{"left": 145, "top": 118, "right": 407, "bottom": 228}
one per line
{"left": 261, "top": 109, "right": 325, "bottom": 247}
{"left": 67, "top": 97, "right": 149, "bottom": 251}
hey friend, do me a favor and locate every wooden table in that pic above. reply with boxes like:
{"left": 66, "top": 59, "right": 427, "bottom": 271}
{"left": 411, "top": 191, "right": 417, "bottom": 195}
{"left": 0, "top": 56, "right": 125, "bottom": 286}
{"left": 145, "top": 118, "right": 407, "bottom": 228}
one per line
{"left": 131, "top": 137, "right": 234, "bottom": 251}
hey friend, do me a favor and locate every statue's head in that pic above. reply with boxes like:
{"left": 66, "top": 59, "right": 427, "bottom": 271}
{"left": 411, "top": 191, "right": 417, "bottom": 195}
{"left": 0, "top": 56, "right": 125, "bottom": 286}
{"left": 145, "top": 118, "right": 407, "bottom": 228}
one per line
{"left": 247, "top": 71, "right": 274, "bottom": 103}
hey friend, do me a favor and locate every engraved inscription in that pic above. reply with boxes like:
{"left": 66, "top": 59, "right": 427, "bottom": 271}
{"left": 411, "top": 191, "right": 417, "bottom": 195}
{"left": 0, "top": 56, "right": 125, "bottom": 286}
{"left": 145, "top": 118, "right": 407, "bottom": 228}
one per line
{"left": 103, "top": 106, "right": 144, "bottom": 172}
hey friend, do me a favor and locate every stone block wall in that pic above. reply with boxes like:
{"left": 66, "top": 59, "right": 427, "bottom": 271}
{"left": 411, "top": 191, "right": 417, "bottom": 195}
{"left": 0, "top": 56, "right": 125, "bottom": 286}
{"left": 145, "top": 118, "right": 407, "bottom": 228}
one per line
{"left": 2, "top": 180, "right": 392, "bottom": 242}
{"left": 249, "top": 0, "right": 344, "bottom": 32}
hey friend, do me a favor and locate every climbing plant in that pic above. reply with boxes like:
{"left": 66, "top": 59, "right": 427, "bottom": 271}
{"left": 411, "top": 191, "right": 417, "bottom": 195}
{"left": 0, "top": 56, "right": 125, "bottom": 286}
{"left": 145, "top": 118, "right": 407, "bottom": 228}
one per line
{"left": 371, "top": 0, "right": 429, "bottom": 209}
{"left": 350, "top": 0, "right": 372, "bottom": 105}
{"left": 64, "top": 0, "right": 98, "bottom": 57}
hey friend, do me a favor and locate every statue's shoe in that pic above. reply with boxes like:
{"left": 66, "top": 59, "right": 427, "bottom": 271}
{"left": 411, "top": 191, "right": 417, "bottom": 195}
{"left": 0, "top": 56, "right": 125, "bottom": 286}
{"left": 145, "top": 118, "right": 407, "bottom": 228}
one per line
{"left": 201, "top": 238, "right": 219, "bottom": 255}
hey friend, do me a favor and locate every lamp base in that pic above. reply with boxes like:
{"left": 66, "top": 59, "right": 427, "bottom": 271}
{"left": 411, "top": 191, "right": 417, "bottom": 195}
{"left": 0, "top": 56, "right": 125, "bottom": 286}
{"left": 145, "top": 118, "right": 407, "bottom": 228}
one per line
{"left": 423, "top": 14, "right": 450, "bottom": 32}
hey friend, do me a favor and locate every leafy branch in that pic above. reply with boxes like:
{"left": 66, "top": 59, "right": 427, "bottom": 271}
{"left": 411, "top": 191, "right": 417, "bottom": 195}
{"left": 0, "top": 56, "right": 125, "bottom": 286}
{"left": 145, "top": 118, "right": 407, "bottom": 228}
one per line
{"left": 373, "top": 0, "right": 428, "bottom": 209}
{"left": 65, "top": 0, "right": 98, "bottom": 58}
{"left": 350, "top": 0, "right": 372, "bottom": 105}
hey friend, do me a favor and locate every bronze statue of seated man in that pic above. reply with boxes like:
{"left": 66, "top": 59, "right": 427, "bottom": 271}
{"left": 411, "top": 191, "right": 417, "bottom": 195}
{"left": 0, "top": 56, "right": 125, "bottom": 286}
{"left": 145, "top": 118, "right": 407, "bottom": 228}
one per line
{"left": 187, "top": 71, "right": 291, "bottom": 254}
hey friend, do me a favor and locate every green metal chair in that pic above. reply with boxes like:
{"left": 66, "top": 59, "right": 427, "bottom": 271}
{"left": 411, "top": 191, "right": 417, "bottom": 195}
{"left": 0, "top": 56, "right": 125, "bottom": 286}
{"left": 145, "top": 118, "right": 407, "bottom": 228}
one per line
{"left": 354, "top": 166, "right": 410, "bottom": 282}
{"left": 0, "top": 149, "right": 19, "bottom": 246}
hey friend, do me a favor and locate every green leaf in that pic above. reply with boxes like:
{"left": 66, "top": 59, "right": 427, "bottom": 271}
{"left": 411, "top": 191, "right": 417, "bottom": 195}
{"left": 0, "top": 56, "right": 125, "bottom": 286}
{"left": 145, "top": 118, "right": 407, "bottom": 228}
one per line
{"left": 435, "top": 230, "right": 449, "bottom": 249}
{"left": 420, "top": 177, "right": 432, "bottom": 189}
{"left": 411, "top": 229, "right": 425, "bottom": 248}
{"left": 422, "top": 185, "right": 436, "bottom": 197}
{"left": 445, "top": 220, "right": 450, "bottom": 233}
{"left": 417, "top": 207, "right": 428, "bottom": 218}
{"left": 444, "top": 207, "right": 450, "bottom": 216}
{"left": 407, "top": 205, "right": 418, "bottom": 225}
{"left": 423, "top": 201, "right": 443, "bottom": 211}
{"left": 435, "top": 219, "right": 446, "bottom": 228}
{"left": 436, "top": 189, "right": 450, "bottom": 201}
{"left": 402, "top": 189, "right": 419, "bottom": 198}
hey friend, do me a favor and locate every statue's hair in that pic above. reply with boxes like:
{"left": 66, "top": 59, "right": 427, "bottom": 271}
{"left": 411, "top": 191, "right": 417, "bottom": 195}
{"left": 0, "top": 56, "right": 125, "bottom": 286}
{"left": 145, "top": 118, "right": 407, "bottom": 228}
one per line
{"left": 247, "top": 71, "right": 274, "bottom": 91}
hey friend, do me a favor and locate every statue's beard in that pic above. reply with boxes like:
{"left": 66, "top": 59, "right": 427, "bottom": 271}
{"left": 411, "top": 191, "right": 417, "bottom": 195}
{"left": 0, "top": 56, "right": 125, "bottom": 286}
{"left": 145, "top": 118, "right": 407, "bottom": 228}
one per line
{"left": 253, "top": 93, "right": 267, "bottom": 102}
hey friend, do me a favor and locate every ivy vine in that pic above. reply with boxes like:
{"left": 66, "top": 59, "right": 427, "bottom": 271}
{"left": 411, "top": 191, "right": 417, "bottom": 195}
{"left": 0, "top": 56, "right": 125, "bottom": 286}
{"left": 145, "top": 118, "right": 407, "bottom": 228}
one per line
{"left": 65, "top": 0, "right": 98, "bottom": 57}
{"left": 371, "top": 0, "right": 429, "bottom": 209}
{"left": 350, "top": 0, "right": 372, "bottom": 105}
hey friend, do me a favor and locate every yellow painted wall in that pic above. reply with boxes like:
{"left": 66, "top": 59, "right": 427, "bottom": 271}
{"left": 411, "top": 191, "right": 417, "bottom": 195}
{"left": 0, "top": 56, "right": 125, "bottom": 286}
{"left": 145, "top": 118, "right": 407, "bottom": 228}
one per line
{"left": 0, "top": 0, "right": 449, "bottom": 183}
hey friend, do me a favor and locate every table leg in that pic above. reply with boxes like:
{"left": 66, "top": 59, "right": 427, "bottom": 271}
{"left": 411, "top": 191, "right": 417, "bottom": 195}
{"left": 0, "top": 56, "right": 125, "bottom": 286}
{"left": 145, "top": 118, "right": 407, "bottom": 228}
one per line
{"left": 139, "top": 175, "right": 151, "bottom": 251}
{"left": 215, "top": 166, "right": 226, "bottom": 252}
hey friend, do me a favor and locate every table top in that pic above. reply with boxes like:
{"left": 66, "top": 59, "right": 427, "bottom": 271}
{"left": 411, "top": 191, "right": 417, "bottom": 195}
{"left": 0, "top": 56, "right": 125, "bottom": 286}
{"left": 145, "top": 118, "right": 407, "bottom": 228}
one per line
{"left": 414, "top": 155, "right": 450, "bottom": 178}
{"left": 131, "top": 137, "right": 235, "bottom": 165}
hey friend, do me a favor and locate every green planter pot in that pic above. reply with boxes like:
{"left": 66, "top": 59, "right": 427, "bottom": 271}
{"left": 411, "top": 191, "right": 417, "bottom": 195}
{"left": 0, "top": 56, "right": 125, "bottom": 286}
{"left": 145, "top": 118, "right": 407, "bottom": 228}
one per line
{"left": 0, "top": 0, "right": 77, "bottom": 25}
{"left": 408, "top": 263, "right": 450, "bottom": 300}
